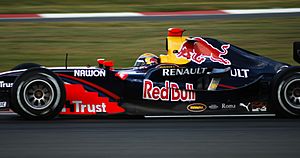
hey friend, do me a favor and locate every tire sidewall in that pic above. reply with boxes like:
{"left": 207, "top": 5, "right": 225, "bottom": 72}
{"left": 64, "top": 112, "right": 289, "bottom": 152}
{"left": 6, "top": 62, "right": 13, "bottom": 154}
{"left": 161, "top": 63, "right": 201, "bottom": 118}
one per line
{"left": 272, "top": 67, "right": 300, "bottom": 117}
{"left": 11, "top": 68, "right": 65, "bottom": 119}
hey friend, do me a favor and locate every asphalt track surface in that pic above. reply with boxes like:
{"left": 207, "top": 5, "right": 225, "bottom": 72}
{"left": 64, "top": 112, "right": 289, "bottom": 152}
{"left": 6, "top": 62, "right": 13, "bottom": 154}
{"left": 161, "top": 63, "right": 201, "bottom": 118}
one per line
{"left": 0, "top": 12, "right": 300, "bottom": 22}
{"left": 0, "top": 114, "right": 300, "bottom": 158}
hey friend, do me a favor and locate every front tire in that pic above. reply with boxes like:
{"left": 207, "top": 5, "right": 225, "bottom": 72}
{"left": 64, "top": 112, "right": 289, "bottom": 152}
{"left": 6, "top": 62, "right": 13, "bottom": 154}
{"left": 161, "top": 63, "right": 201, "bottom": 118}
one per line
{"left": 11, "top": 63, "right": 41, "bottom": 70}
{"left": 11, "top": 68, "right": 65, "bottom": 120}
{"left": 272, "top": 67, "right": 300, "bottom": 117}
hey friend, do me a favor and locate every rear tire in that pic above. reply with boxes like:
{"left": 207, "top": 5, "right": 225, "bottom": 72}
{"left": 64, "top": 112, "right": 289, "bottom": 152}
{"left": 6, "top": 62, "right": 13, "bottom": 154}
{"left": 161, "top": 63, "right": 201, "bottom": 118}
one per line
{"left": 11, "top": 68, "right": 65, "bottom": 120}
{"left": 272, "top": 67, "right": 300, "bottom": 117}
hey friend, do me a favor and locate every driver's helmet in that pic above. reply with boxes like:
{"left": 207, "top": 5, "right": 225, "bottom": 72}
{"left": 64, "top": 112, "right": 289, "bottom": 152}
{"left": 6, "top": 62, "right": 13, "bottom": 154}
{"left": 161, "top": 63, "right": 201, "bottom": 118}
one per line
{"left": 134, "top": 53, "right": 159, "bottom": 67}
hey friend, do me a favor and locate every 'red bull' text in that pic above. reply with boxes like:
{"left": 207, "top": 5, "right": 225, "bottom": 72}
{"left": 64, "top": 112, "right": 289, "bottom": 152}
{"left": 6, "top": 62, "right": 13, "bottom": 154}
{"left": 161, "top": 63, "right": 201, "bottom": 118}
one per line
{"left": 143, "top": 79, "right": 196, "bottom": 102}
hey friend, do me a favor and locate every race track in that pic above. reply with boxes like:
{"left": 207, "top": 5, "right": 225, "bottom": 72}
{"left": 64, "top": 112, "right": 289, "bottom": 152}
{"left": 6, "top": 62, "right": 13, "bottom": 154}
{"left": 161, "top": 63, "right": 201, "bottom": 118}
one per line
{"left": 1, "top": 9, "right": 300, "bottom": 158}
{"left": 0, "top": 114, "right": 299, "bottom": 158}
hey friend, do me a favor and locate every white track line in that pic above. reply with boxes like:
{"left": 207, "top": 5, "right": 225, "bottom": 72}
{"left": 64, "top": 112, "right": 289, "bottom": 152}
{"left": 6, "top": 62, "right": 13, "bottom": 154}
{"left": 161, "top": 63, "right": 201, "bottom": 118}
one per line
{"left": 0, "top": 112, "right": 17, "bottom": 116}
{"left": 145, "top": 114, "right": 276, "bottom": 118}
{"left": 38, "top": 8, "right": 300, "bottom": 18}
{"left": 40, "top": 12, "right": 143, "bottom": 18}
{"left": 224, "top": 8, "right": 300, "bottom": 14}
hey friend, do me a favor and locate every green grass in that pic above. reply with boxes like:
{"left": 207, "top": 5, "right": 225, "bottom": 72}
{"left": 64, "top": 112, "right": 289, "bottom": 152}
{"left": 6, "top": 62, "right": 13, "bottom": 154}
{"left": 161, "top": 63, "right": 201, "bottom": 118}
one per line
{"left": 0, "top": 0, "right": 299, "bottom": 13}
{"left": 0, "top": 17, "right": 299, "bottom": 71}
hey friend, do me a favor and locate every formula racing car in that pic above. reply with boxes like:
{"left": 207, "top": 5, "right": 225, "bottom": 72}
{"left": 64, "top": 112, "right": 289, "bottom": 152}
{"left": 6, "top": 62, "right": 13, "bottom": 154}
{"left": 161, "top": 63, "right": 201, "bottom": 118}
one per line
{"left": 0, "top": 28, "right": 300, "bottom": 119}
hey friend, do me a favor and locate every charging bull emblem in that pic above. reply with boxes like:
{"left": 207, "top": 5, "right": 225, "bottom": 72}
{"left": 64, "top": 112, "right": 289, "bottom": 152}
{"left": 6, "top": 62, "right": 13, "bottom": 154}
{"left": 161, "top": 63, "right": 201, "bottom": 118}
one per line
{"left": 177, "top": 37, "right": 231, "bottom": 65}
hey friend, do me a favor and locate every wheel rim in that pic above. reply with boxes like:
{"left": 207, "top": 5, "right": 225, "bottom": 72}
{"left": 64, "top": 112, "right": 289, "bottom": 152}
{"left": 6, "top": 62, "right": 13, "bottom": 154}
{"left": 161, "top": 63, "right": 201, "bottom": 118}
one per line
{"left": 23, "top": 79, "right": 54, "bottom": 110}
{"left": 284, "top": 78, "right": 300, "bottom": 109}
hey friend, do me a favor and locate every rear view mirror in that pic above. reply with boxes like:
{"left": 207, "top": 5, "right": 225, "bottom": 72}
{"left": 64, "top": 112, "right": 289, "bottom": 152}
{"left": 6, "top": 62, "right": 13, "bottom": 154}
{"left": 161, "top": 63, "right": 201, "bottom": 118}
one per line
{"left": 293, "top": 42, "right": 300, "bottom": 63}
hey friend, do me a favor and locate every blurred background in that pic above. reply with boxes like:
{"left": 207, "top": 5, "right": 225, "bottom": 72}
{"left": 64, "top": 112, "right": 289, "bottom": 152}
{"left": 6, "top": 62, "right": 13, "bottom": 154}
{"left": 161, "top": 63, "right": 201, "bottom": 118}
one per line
{"left": 0, "top": 0, "right": 299, "bottom": 71}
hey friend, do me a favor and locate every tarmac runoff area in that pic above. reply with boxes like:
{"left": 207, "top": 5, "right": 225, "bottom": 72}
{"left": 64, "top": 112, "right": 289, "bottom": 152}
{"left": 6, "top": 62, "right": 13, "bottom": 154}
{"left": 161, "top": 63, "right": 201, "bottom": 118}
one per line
{"left": 0, "top": 113, "right": 299, "bottom": 158}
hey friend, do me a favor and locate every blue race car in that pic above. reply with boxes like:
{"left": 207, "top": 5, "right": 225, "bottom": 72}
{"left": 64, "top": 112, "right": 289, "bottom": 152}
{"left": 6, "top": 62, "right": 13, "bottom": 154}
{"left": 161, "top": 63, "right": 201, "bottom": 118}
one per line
{"left": 0, "top": 28, "right": 299, "bottom": 119}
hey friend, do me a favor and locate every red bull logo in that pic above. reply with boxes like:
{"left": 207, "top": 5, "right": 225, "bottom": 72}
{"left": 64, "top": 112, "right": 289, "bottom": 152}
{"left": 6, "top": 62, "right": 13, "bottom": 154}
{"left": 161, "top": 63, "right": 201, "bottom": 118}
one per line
{"left": 177, "top": 37, "right": 231, "bottom": 65}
